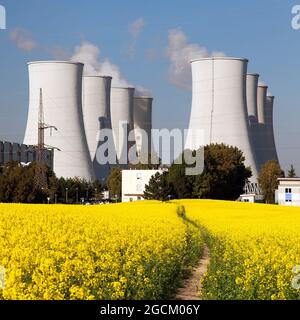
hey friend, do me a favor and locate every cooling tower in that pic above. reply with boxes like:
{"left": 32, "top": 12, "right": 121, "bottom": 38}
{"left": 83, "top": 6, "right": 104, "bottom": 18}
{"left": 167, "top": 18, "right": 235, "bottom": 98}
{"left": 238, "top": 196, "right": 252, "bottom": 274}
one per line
{"left": 110, "top": 87, "right": 135, "bottom": 165}
{"left": 256, "top": 85, "right": 268, "bottom": 169}
{"left": 185, "top": 57, "right": 258, "bottom": 181}
{"left": 246, "top": 74, "right": 260, "bottom": 173}
{"left": 265, "top": 95, "right": 279, "bottom": 163}
{"left": 23, "top": 61, "right": 95, "bottom": 181}
{"left": 82, "top": 76, "right": 112, "bottom": 181}
{"left": 133, "top": 96, "right": 153, "bottom": 157}
{"left": 246, "top": 74, "right": 259, "bottom": 120}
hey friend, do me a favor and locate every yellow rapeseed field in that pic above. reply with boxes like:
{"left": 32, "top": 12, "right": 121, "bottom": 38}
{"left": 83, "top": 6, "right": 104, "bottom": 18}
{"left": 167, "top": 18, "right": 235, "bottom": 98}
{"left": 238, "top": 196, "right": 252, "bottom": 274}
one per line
{"left": 1, "top": 199, "right": 300, "bottom": 300}
{"left": 182, "top": 200, "right": 300, "bottom": 300}
{"left": 0, "top": 201, "right": 203, "bottom": 300}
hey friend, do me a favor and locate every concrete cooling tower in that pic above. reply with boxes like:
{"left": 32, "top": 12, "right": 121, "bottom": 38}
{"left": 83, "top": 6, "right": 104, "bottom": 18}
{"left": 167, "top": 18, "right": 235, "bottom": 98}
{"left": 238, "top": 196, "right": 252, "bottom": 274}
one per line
{"left": 82, "top": 76, "right": 112, "bottom": 181}
{"left": 110, "top": 87, "right": 135, "bottom": 165}
{"left": 246, "top": 74, "right": 259, "bottom": 120}
{"left": 246, "top": 74, "right": 260, "bottom": 173}
{"left": 256, "top": 85, "right": 268, "bottom": 170}
{"left": 133, "top": 96, "right": 153, "bottom": 157}
{"left": 185, "top": 57, "right": 258, "bottom": 182}
{"left": 265, "top": 95, "right": 279, "bottom": 163}
{"left": 23, "top": 61, "right": 95, "bottom": 181}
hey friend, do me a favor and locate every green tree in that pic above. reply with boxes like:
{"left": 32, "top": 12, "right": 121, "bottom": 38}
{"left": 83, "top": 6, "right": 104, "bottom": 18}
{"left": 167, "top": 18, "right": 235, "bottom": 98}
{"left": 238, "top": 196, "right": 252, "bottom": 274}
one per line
{"left": 168, "top": 150, "right": 196, "bottom": 199}
{"left": 258, "top": 160, "right": 284, "bottom": 204}
{"left": 144, "top": 171, "right": 175, "bottom": 201}
{"left": 0, "top": 162, "right": 54, "bottom": 203}
{"left": 193, "top": 144, "right": 252, "bottom": 200}
{"left": 107, "top": 167, "right": 122, "bottom": 201}
{"left": 288, "top": 164, "right": 297, "bottom": 178}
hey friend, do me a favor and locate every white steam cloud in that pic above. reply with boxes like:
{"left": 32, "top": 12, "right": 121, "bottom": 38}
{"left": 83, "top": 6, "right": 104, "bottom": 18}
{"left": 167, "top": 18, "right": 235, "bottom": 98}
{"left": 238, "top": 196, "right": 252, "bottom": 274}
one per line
{"left": 126, "top": 17, "right": 146, "bottom": 58}
{"left": 129, "top": 18, "right": 146, "bottom": 38}
{"left": 166, "top": 28, "right": 225, "bottom": 90}
{"left": 70, "top": 41, "right": 151, "bottom": 96}
{"left": 10, "top": 28, "right": 38, "bottom": 52}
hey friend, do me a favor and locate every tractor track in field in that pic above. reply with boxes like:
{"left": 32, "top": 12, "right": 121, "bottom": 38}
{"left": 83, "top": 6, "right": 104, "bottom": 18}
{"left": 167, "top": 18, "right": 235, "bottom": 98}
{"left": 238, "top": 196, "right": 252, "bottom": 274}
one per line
{"left": 175, "top": 244, "right": 210, "bottom": 300}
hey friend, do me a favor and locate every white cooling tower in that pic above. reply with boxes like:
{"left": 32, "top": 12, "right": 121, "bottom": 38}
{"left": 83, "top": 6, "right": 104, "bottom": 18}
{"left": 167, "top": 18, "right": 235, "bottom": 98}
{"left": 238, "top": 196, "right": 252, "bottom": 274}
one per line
{"left": 256, "top": 85, "right": 268, "bottom": 169}
{"left": 246, "top": 74, "right": 259, "bottom": 120}
{"left": 265, "top": 95, "right": 279, "bottom": 163}
{"left": 246, "top": 74, "right": 260, "bottom": 173}
{"left": 185, "top": 57, "right": 258, "bottom": 181}
{"left": 24, "top": 61, "right": 95, "bottom": 181}
{"left": 82, "top": 76, "right": 112, "bottom": 181}
{"left": 257, "top": 85, "right": 268, "bottom": 125}
{"left": 110, "top": 87, "right": 135, "bottom": 164}
{"left": 133, "top": 96, "right": 153, "bottom": 157}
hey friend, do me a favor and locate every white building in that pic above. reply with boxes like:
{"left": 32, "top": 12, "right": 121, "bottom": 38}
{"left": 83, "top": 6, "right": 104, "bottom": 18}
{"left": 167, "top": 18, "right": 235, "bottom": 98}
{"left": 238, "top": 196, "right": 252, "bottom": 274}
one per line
{"left": 122, "top": 169, "right": 163, "bottom": 202}
{"left": 238, "top": 193, "right": 264, "bottom": 203}
{"left": 276, "top": 178, "right": 300, "bottom": 206}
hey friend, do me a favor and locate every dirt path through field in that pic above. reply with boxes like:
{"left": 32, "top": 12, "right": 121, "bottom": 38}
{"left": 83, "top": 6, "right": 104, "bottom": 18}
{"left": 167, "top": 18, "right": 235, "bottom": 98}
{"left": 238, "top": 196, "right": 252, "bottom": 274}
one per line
{"left": 175, "top": 244, "right": 210, "bottom": 300}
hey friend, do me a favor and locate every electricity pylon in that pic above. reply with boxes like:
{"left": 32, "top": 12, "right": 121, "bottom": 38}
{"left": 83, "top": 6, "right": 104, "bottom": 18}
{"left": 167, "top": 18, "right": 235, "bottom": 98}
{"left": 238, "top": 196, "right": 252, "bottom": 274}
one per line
{"left": 34, "top": 88, "right": 59, "bottom": 190}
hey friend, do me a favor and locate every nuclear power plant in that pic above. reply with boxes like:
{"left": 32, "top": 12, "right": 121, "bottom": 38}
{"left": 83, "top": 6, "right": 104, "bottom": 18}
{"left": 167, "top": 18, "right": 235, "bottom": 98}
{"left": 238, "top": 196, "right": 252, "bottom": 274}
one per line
{"left": 17, "top": 55, "right": 279, "bottom": 190}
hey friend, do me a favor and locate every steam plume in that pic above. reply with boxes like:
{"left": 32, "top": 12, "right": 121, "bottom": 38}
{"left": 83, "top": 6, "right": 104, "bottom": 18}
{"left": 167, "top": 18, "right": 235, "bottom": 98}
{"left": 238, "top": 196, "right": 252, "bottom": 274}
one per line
{"left": 166, "top": 28, "right": 225, "bottom": 90}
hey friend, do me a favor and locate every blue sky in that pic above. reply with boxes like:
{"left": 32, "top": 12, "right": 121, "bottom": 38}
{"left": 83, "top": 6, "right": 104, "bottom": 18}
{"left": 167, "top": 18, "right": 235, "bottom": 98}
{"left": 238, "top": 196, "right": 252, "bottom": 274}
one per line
{"left": 0, "top": 0, "right": 299, "bottom": 172}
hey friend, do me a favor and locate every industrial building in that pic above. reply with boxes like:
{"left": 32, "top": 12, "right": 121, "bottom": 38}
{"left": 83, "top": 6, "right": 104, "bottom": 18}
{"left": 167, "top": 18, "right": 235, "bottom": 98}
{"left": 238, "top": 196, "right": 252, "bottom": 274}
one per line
{"left": 276, "top": 178, "right": 300, "bottom": 206}
{"left": 121, "top": 169, "right": 163, "bottom": 202}
{"left": 0, "top": 140, "right": 53, "bottom": 168}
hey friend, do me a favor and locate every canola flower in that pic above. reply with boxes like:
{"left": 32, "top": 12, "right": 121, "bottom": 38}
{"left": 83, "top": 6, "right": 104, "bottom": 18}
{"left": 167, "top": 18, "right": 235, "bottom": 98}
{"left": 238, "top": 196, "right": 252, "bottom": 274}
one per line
{"left": 181, "top": 200, "right": 300, "bottom": 300}
{"left": 1, "top": 199, "right": 299, "bottom": 300}
{"left": 0, "top": 201, "right": 203, "bottom": 300}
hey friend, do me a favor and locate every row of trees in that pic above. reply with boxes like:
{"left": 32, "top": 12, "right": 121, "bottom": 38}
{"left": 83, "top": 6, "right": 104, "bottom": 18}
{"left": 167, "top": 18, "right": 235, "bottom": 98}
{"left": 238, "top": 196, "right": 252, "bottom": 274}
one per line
{"left": 144, "top": 156, "right": 290, "bottom": 204}
{"left": 0, "top": 161, "right": 104, "bottom": 203}
{"left": 1, "top": 144, "right": 293, "bottom": 204}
